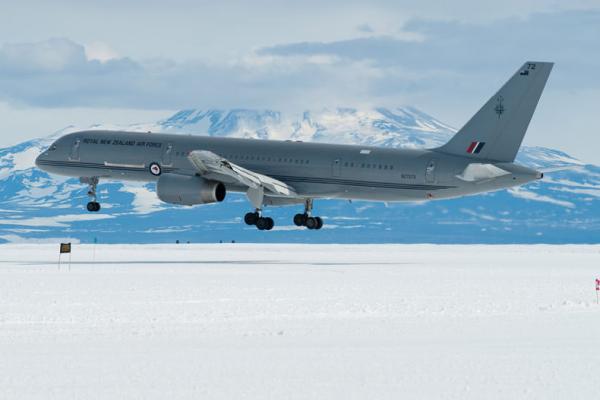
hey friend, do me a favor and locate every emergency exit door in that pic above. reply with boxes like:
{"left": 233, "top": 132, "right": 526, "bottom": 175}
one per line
{"left": 69, "top": 138, "right": 81, "bottom": 161}
{"left": 425, "top": 159, "right": 436, "bottom": 183}
{"left": 162, "top": 143, "right": 173, "bottom": 166}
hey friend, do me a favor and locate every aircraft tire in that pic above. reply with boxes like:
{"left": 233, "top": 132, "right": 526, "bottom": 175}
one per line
{"left": 265, "top": 217, "right": 274, "bottom": 230}
{"left": 293, "top": 213, "right": 306, "bottom": 226}
{"left": 315, "top": 217, "right": 323, "bottom": 230}
{"left": 244, "top": 212, "right": 259, "bottom": 225}
{"left": 305, "top": 217, "right": 318, "bottom": 230}
{"left": 87, "top": 202, "right": 100, "bottom": 212}
{"left": 256, "top": 217, "right": 268, "bottom": 230}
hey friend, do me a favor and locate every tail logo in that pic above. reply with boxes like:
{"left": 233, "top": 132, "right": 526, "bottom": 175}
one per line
{"left": 466, "top": 141, "right": 486, "bottom": 154}
{"left": 494, "top": 95, "right": 505, "bottom": 118}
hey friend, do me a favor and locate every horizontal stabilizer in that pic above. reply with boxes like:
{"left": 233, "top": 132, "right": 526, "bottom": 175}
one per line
{"left": 538, "top": 165, "right": 580, "bottom": 173}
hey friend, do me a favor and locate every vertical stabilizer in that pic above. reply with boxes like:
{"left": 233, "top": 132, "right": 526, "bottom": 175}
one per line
{"left": 437, "top": 62, "right": 553, "bottom": 162}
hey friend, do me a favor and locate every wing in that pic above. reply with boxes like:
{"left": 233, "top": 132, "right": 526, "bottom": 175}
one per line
{"left": 187, "top": 150, "right": 298, "bottom": 207}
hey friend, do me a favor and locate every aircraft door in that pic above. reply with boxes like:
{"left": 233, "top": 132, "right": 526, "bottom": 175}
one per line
{"left": 162, "top": 143, "right": 173, "bottom": 166}
{"left": 425, "top": 159, "right": 436, "bottom": 183}
{"left": 69, "top": 138, "right": 81, "bottom": 161}
{"left": 332, "top": 159, "right": 341, "bottom": 177}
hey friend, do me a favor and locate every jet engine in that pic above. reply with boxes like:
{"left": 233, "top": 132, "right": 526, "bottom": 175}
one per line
{"left": 157, "top": 174, "right": 226, "bottom": 205}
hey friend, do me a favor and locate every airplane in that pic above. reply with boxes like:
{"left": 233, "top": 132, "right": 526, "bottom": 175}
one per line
{"left": 35, "top": 61, "right": 552, "bottom": 231}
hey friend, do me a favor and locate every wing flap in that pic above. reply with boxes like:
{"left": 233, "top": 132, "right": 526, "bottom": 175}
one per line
{"left": 187, "top": 150, "right": 298, "bottom": 198}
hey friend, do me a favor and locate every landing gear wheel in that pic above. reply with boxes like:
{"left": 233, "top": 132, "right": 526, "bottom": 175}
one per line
{"left": 315, "top": 216, "right": 323, "bottom": 230}
{"left": 86, "top": 201, "right": 101, "bottom": 212}
{"left": 305, "top": 217, "right": 318, "bottom": 230}
{"left": 244, "top": 212, "right": 259, "bottom": 225}
{"left": 255, "top": 217, "right": 275, "bottom": 231}
{"left": 293, "top": 213, "right": 307, "bottom": 226}
{"left": 294, "top": 200, "right": 323, "bottom": 230}
{"left": 265, "top": 217, "right": 274, "bottom": 231}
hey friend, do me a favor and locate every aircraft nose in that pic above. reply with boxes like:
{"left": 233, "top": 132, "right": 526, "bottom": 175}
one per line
{"left": 35, "top": 152, "right": 46, "bottom": 169}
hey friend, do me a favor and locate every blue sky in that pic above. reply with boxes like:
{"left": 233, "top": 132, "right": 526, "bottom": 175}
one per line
{"left": 1, "top": 0, "right": 599, "bottom": 163}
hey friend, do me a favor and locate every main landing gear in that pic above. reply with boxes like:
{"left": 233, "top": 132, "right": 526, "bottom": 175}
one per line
{"left": 244, "top": 210, "right": 274, "bottom": 231}
{"left": 293, "top": 199, "right": 323, "bottom": 230}
{"left": 81, "top": 177, "right": 101, "bottom": 212}
{"left": 293, "top": 214, "right": 323, "bottom": 230}
{"left": 244, "top": 199, "right": 323, "bottom": 231}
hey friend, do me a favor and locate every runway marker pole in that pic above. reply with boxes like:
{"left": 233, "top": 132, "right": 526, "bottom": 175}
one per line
{"left": 59, "top": 243, "right": 72, "bottom": 272}
{"left": 93, "top": 237, "right": 97, "bottom": 264}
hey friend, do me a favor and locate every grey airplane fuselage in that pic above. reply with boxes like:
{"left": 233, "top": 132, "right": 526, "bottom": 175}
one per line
{"left": 36, "top": 130, "right": 540, "bottom": 203}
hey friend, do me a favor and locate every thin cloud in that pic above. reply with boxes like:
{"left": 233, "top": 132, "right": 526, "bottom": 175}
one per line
{"left": 0, "top": 10, "right": 599, "bottom": 109}
{"left": 260, "top": 10, "right": 600, "bottom": 79}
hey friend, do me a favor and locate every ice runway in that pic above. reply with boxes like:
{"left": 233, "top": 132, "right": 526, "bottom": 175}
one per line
{"left": 1, "top": 244, "right": 599, "bottom": 399}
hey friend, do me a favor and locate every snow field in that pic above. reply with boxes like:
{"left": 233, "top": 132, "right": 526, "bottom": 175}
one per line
{"left": 0, "top": 244, "right": 599, "bottom": 399}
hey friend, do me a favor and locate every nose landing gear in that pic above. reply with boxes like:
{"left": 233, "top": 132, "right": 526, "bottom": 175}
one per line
{"left": 81, "top": 177, "right": 101, "bottom": 212}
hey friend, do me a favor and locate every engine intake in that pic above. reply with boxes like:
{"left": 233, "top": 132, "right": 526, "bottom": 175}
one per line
{"left": 157, "top": 174, "right": 226, "bottom": 205}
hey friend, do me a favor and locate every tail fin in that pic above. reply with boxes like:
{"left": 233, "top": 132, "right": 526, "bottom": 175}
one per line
{"left": 437, "top": 61, "right": 553, "bottom": 162}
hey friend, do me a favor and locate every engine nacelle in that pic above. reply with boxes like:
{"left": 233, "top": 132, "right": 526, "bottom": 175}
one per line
{"left": 157, "top": 174, "right": 226, "bottom": 205}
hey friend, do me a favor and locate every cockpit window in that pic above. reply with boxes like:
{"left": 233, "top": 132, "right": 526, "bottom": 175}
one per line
{"left": 49, "top": 145, "right": 57, "bottom": 151}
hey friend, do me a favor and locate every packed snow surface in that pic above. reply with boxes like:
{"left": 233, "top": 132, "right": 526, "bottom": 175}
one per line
{"left": 1, "top": 244, "right": 599, "bottom": 399}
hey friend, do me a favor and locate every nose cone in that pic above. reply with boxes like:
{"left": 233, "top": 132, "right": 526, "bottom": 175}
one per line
{"left": 35, "top": 152, "right": 47, "bottom": 170}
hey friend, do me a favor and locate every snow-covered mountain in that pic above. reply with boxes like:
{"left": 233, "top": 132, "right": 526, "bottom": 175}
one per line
{"left": 0, "top": 107, "right": 598, "bottom": 244}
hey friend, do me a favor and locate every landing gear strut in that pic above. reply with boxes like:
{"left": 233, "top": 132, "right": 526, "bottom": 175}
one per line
{"left": 293, "top": 199, "right": 323, "bottom": 230}
{"left": 81, "top": 177, "right": 101, "bottom": 212}
{"left": 244, "top": 209, "right": 274, "bottom": 231}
